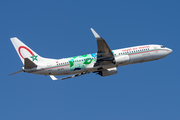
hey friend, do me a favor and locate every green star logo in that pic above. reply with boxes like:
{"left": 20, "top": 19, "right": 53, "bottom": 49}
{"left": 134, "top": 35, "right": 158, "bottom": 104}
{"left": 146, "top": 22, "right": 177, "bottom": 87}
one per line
{"left": 30, "top": 54, "right": 38, "bottom": 61}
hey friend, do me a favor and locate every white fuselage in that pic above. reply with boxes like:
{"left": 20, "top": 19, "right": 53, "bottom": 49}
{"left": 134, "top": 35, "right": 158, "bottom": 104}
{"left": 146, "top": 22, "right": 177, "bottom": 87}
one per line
{"left": 26, "top": 44, "right": 172, "bottom": 76}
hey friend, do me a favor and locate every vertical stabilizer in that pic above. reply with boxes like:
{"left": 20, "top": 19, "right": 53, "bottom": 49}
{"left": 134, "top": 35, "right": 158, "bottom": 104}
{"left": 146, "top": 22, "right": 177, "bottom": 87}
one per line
{"left": 10, "top": 37, "right": 44, "bottom": 65}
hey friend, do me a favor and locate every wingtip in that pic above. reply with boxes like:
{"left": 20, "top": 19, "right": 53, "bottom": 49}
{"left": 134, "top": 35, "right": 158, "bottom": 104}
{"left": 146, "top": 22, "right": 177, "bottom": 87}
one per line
{"left": 90, "top": 28, "right": 100, "bottom": 38}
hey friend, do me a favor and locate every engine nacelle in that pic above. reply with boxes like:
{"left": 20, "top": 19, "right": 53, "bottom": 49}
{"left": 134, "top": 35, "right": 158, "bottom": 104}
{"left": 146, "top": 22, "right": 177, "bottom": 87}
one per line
{"left": 114, "top": 55, "right": 130, "bottom": 64}
{"left": 98, "top": 67, "right": 117, "bottom": 77}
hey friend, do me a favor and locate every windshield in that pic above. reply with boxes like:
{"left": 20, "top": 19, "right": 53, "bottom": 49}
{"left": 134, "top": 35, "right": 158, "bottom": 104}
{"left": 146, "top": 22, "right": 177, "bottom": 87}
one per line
{"left": 161, "top": 46, "right": 165, "bottom": 48}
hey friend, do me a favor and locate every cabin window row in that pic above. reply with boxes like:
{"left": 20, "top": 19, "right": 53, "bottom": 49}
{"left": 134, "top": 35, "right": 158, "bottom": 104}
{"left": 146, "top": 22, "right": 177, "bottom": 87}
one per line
{"left": 115, "top": 48, "right": 150, "bottom": 56}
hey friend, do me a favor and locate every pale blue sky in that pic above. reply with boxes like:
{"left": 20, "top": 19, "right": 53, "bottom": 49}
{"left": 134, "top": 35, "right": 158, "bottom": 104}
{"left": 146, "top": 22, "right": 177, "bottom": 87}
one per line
{"left": 1, "top": 0, "right": 180, "bottom": 120}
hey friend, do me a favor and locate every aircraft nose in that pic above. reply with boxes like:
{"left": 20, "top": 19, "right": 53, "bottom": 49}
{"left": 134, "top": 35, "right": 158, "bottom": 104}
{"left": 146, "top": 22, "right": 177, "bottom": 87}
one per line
{"left": 168, "top": 48, "right": 173, "bottom": 54}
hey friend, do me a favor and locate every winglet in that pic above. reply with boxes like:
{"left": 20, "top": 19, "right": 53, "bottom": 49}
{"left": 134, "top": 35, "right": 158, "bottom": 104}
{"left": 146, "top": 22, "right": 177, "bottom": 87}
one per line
{"left": 49, "top": 75, "right": 58, "bottom": 80}
{"left": 90, "top": 28, "right": 101, "bottom": 38}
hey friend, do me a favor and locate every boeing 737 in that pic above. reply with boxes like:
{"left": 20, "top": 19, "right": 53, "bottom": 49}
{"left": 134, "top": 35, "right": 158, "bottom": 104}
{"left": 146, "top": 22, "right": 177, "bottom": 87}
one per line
{"left": 9, "top": 28, "right": 172, "bottom": 80}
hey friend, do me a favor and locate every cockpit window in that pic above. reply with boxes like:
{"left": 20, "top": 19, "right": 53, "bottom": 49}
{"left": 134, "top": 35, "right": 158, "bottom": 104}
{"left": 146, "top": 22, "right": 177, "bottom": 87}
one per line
{"left": 161, "top": 46, "right": 165, "bottom": 48}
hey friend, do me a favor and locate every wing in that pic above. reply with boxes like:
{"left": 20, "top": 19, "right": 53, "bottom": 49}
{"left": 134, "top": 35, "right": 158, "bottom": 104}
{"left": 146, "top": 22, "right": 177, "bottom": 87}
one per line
{"left": 90, "top": 28, "right": 115, "bottom": 66}
{"left": 50, "top": 72, "right": 87, "bottom": 80}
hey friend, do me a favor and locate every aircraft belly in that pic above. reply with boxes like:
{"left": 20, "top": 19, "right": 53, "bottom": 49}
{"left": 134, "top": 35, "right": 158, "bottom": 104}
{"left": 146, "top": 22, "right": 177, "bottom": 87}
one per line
{"left": 52, "top": 66, "right": 70, "bottom": 75}
{"left": 129, "top": 54, "right": 143, "bottom": 63}
{"left": 141, "top": 52, "right": 153, "bottom": 62}
{"left": 33, "top": 65, "right": 70, "bottom": 75}
{"left": 129, "top": 52, "right": 154, "bottom": 63}
{"left": 33, "top": 70, "right": 50, "bottom": 75}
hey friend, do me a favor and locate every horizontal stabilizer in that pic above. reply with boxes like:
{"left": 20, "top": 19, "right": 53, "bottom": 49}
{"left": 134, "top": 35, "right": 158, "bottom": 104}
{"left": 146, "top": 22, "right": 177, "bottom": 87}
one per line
{"left": 9, "top": 70, "right": 24, "bottom": 76}
{"left": 24, "top": 58, "right": 37, "bottom": 69}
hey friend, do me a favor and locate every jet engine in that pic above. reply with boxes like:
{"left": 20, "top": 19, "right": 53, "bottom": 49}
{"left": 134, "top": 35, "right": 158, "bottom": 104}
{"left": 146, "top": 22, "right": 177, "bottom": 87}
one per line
{"left": 114, "top": 55, "right": 130, "bottom": 64}
{"left": 98, "top": 67, "right": 117, "bottom": 76}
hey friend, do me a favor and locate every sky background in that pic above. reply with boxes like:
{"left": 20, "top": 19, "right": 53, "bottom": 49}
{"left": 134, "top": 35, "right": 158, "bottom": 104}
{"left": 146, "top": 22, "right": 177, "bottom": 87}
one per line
{"left": 1, "top": 0, "right": 180, "bottom": 120}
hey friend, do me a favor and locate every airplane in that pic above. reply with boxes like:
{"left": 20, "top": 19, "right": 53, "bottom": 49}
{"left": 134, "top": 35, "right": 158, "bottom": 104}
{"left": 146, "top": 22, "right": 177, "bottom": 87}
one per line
{"left": 9, "top": 28, "right": 172, "bottom": 80}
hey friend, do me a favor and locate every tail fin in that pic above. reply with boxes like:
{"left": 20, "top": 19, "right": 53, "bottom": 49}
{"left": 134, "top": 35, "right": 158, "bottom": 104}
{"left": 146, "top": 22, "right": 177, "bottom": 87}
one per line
{"left": 10, "top": 37, "right": 44, "bottom": 65}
